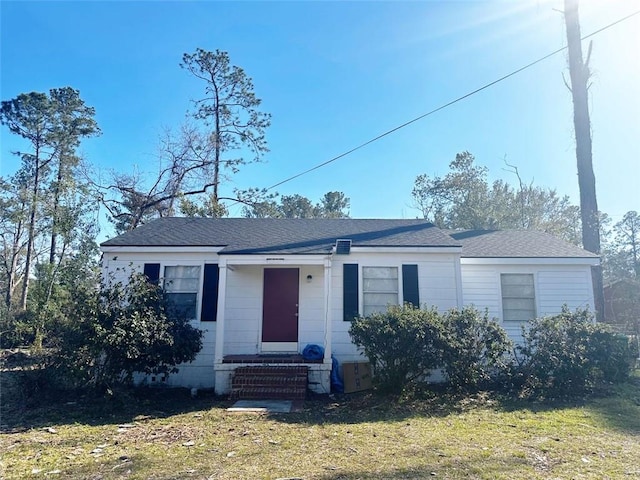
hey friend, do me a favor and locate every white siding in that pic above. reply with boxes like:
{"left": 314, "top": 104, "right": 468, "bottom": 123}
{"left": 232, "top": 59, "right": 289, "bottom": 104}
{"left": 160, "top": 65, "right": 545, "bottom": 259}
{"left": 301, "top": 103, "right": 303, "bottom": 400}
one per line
{"left": 101, "top": 254, "right": 330, "bottom": 388}
{"left": 330, "top": 252, "right": 460, "bottom": 362}
{"left": 102, "top": 251, "right": 219, "bottom": 388}
{"left": 460, "top": 262, "right": 595, "bottom": 343}
{"left": 224, "top": 266, "right": 262, "bottom": 355}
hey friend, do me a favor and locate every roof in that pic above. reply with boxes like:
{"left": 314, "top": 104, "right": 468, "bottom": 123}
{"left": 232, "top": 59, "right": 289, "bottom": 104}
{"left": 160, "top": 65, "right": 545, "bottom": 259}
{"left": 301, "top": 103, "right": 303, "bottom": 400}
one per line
{"left": 446, "top": 229, "right": 599, "bottom": 258}
{"left": 101, "top": 218, "right": 460, "bottom": 254}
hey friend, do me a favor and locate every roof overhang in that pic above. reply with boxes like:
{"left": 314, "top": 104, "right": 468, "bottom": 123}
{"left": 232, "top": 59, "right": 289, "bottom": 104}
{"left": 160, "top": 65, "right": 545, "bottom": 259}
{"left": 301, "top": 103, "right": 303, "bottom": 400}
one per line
{"left": 220, "top": 255, "right": 331, "bottom": 266}
{"left": 100, "top": 245, "right": 225, "bottom": 254}
{"left": 460, "top": 256, "right": 600, "bottom": 266}
{"left": 346, "top": 246, "right": 461, "bottom": 254}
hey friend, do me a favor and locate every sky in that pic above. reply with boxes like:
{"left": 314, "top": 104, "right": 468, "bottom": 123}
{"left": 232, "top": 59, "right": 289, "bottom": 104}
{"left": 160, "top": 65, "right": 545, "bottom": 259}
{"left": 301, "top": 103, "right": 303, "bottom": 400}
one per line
{"left": 1, "top": 0, "right": 639, "bottom": 241}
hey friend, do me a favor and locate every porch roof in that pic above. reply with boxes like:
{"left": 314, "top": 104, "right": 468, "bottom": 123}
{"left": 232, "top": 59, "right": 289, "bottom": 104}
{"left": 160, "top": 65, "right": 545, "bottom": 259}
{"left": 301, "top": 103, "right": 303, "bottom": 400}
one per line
{"left": 101, "top": 218, "right": 460, "bottom": 254}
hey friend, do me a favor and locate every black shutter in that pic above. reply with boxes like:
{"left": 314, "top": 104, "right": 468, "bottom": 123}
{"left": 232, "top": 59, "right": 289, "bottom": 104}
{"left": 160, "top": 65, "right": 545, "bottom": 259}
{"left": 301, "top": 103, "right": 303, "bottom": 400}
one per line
{"left": 201, "top": 264, "right": 219, "bottom": 322}
{"left": 343, "top": 263, "right": 359, "bottom": 321}
{"left": 402, "top": 264, "right": 420, "bottom": 307}
{"left": 143, "top": 263, "right": 160, "bottom": 284}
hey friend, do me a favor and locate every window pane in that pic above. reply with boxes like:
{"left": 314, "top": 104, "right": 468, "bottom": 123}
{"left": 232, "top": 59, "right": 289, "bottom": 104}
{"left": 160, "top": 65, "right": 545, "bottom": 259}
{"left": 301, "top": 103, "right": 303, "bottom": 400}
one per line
{"left": 363, "top": 267, "right": 398, "bottom": 316}
{"left": 363, "top": 278, "right": 398, "bottom": 292}
{"left": 165, "top": 266, "right": 200, "bottom": 279}
{"left": 501, "top": 274, "right": 534, "bottom": 286}
{"left": 166, "top": 293, "right": 197, "bottom": 319}
{"left": 363, "top": 267, "right": 398, "bottom": 279}
{"left": 503, "top": 298, "right": 536, "bottom": 311}
{"left": 164, "top": 266, "right": 201, "bottom": 292}
{"left": 363, "top": 293, "right": 398, "bottom": 316}
{"left": 503, "top": 308, "right": 536, "bottom": 322}
{"left": 164, "top": 277, "right": 200, "bottom": 292}
{"left": 501, "top": 273, "right": 535, "bottom": 322}
{"left": 501, "top": 285, "right": 535, "bottom": 298}
{"left": 163, "top": 265, "right": 201, "bottom": 319}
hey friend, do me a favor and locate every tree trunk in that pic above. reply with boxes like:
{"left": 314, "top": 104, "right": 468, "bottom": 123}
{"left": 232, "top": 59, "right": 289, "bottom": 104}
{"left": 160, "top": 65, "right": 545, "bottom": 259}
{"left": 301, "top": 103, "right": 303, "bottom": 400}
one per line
{"left": 49, "top": 162, "right": 63, "bottom": 264}
{"left": 21, "top": 156, "right": 40, "bottom": 310}
{"left": 213, "top": 82, "right": 220, "bottom": 201}
{"left": 564, "top": 0, "right": 604, "bottom": 320}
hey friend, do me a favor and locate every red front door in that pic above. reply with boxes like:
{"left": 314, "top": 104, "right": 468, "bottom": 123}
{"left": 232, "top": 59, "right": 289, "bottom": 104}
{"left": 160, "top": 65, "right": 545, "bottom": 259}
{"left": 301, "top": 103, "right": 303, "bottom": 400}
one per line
{"left": 262, "top": 268, "right": 299, "bottom": 345}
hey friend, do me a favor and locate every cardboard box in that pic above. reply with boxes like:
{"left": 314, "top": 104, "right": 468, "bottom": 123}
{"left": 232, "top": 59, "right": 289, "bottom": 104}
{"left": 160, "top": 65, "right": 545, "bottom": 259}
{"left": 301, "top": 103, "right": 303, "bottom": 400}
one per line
{"left": 342, "top": 361, "right": 372, "bottom": 393}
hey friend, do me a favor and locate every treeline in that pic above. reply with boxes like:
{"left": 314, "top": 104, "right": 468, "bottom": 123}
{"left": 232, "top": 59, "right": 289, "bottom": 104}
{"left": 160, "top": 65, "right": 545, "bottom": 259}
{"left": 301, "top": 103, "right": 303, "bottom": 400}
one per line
{"left": 1, "top": 50, "right": 638, "bottom": 349}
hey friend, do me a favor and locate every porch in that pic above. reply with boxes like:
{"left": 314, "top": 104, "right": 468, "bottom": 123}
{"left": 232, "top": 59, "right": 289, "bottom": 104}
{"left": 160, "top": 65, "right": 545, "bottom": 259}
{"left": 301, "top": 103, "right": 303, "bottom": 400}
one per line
{"left": 213, "top": 256, "right": 334, "bottom": 395}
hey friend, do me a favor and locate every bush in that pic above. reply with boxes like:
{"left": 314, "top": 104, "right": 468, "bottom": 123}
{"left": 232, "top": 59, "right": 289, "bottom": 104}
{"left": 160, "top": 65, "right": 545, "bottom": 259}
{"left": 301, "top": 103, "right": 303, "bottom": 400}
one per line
{"left": 0, "top": 308, "right": 35, "bottom": 348}
{"left": 51, "top": 272, "right": 204, "bottom": 391}
{"left": 439, "top": 307, "right": 513, "bottom": 392}
{"left": 349, "top": 304, "right": 513, "bottom": 392}
{"left": 516, "top": 306, "right": 631, "bottom": 398}
{"left": 349, "top": 304, "right": 443, "bottom": 392}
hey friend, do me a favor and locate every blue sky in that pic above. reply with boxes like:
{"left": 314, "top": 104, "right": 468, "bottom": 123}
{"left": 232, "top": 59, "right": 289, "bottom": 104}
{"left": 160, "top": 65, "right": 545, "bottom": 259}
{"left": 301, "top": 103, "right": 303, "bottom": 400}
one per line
{"left": 1, "top": 0, "right": 639, "bottom": 239}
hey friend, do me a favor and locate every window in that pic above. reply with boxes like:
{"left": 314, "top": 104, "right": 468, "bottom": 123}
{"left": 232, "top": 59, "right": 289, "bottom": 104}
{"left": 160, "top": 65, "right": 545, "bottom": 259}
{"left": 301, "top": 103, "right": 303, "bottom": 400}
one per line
{"left": 164, "top": 266, "right": 201, "bottom": 319}
{"left": 501, "top": 273, "right": 536, "bottom": 322}
{"left": 343, "top": 264, "right": 419, "bottom": 320}
{"left": 363, "top": 267, "right": 399, "bottom": 316}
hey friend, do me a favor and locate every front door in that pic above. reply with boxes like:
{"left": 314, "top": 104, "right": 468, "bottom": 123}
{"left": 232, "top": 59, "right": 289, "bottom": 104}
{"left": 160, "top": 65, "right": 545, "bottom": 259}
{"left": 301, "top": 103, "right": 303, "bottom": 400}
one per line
{"left": 262, "top": 268, "right": 299, "bottom": 352}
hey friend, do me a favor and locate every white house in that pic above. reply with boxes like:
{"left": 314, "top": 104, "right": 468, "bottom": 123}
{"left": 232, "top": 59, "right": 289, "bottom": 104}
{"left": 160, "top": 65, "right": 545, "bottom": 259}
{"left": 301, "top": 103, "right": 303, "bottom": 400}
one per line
{"left": 100, "top": 218, "right": 599, "bottom": 395}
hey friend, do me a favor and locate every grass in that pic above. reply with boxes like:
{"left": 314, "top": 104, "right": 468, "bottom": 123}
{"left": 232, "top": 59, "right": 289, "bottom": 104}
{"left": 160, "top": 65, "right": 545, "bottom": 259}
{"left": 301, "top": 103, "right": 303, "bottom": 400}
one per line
{"left": 2, "top": 369, "right": 640, "bottom": 480}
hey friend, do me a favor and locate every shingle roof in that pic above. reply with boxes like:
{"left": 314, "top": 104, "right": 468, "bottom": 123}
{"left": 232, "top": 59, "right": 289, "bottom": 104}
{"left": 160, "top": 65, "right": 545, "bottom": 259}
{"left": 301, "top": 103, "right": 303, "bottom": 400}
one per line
{"left": 101, "top": 218, "right": 460, "bottom": 254}
{"left": 446, "top": 229, "right": 598, "bottom": 258}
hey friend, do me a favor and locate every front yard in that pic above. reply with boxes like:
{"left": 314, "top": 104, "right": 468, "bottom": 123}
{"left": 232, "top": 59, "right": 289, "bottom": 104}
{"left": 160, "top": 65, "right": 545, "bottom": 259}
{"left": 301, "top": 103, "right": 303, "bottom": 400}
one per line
{"left": 2, "top": 372, "right": 640, "bottom": 480}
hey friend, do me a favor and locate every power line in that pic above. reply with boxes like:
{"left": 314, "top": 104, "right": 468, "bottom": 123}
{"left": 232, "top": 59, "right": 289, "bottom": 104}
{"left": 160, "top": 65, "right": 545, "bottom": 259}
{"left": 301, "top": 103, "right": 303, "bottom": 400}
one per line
{"left": 264, "top": 8, "right": 640, "bottom": 192}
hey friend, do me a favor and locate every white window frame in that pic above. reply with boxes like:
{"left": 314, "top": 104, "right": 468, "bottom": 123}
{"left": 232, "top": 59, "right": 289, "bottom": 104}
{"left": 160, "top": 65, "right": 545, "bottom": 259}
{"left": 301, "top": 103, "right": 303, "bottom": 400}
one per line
{"left": 362, "top": 266, "right": 400, "bottom": 316}
{"left": 163, "top": 265, "right": 202, "bottom": 321}
{"left": 500, "top": 273, "right": 536, "bottom": 323}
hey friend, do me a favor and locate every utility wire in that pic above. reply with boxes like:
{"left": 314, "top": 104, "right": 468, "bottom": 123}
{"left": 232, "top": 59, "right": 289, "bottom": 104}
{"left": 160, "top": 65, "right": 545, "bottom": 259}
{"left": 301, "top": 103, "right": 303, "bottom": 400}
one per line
{"left": 264, "top": 9, "right": 640, "bottom": 192}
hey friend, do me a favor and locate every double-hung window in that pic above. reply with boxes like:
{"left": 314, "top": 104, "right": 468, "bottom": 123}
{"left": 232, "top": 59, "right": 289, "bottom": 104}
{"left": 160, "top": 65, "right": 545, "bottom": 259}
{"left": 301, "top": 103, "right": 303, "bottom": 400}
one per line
{"left": 164, "top": 266, "right": 201, "bottom": 320}
{"left": 362, "top": 266, "right": 399, "bottom": 316}
{"left": 501, "top": 273, "right": 536, "bottom": 322}
{"left": 343, "top": 264, "right": 419, "bottom": 321}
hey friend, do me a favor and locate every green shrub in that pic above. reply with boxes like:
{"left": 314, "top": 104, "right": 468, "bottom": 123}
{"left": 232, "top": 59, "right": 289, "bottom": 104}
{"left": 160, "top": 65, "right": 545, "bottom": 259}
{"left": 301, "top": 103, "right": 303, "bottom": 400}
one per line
{"left": 50, "top": 271, "right": 204, "bottom": 391}
{"left": 439, "top": 307, "right": 513, "bottom": 392}
{"left": 0, "top": 308, "right": 35, "bottom": 348}
{"left": 349, "top": 304, "right": 513, "bottom": 392}
{"left": 349, "top": 304, "right": 443, "bottom": 392}
{"left": 517, "top": 306, "right": 631, "bottom": 398}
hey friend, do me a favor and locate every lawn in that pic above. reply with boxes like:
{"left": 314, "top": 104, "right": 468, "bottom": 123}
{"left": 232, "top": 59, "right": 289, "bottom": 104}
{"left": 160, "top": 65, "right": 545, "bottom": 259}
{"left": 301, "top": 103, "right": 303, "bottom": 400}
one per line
{"left": 1, "top": 372, "right": 640, "bottom": 480}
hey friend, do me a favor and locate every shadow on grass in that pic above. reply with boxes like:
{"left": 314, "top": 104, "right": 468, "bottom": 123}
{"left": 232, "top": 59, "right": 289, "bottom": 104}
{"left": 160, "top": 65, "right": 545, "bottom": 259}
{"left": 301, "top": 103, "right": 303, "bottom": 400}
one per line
{"left": 582, "top": 380, "right": 640, "bottom": 434}
{"left": 285, "top": 388, "right": 490, "bottom": 426}
{"left": 4, "top": 366, "right": 639, "bottom": 437}
{"left": 316, "top": 456, "right": 535, "bottom": 480}
{"left": 0, "top": 373, "right": 232, "bottom": 432}
{"left": 278, "top": 379, "right": 640, "bottom": 436}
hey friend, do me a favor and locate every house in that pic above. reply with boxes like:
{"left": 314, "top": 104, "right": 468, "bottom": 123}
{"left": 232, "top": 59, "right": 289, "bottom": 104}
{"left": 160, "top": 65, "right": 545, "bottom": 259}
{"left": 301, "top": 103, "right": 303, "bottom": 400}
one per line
{"left": 100, "top": 218, "right": 599, "bottom": 394}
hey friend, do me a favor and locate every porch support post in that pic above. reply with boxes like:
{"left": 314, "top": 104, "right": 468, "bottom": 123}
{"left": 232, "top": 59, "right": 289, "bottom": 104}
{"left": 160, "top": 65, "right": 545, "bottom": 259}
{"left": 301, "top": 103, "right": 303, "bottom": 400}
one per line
{"left": 323, "top": 256, "right": 333, "bottom": 364}
{"left": 214, "top": 260, "right": 229, "bottom": 365}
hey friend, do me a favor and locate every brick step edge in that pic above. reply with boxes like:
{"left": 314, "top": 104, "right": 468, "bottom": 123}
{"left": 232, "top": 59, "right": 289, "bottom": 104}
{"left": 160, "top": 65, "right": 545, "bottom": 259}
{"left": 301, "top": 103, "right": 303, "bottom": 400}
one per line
{"left": 231, "top": 377, "right": 308, "bottom": 388}
{"left": 234, "top": 366, "right": 309, "bottom": 376}
{"left": 231, "top": 387, "right": 307, "bottom": 400}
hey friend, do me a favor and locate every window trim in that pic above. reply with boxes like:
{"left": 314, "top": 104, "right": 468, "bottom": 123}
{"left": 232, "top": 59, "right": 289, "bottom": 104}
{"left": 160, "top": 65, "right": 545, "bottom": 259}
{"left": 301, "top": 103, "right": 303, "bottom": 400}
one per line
{"left": 500, "top": 272, "right": 537, "bottom": 323}
{"left": 161, "top": 263, "right": 203, "bottom": 321}
{"left": 362, "top": 266, "right": 400, "bottom": 317}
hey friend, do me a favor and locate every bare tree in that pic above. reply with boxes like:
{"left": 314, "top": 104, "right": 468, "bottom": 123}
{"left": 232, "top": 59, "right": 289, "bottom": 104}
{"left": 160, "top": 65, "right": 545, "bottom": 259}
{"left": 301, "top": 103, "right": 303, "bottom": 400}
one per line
{"left": 564, "top": 0, "right": 604, "bottom": 319}
{"left": 98, "top": 50, "right": 272, "bottom": 232}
